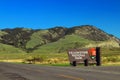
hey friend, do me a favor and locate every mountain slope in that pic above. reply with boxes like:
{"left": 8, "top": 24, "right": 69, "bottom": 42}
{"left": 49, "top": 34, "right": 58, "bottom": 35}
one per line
{"left": 0, "top": 25, "right": 120, "bottom": 53}
{"left": 67, "top": 25, "right": 115, "bottom": 41}
{"left": 33, "top": 34, "right": 94, "bottom": 53}
{"left": 0, "top": 43, "right": 25, "bottom": 54}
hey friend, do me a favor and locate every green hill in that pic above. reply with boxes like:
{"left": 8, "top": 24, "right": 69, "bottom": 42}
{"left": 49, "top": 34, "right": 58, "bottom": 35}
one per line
{"left": 0, "top": 25, "right": 120, "bottom": 53}
{"left": 0, "top": 43, "right": 25, "bottom": 54}
{"left": 33, "top": 34, "right": 94, "bottom": 53}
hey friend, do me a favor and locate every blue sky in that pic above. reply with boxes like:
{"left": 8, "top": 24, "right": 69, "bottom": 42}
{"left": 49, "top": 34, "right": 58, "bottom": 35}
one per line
{"left": 0, "top": 0, "right": 120, "bottom": 38}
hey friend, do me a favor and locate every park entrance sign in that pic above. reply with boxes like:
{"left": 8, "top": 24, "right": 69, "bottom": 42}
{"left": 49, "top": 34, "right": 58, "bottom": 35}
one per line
{"left": 67, "top": 47, "right": 101, "bottom": 66}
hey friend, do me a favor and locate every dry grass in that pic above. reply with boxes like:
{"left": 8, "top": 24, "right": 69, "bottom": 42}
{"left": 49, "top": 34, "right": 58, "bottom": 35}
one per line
{"left": 86, "top": 40, "right": 120, "bottom": 48}
{"left": 0, "top": 59, "right": 23, "bottom": 63}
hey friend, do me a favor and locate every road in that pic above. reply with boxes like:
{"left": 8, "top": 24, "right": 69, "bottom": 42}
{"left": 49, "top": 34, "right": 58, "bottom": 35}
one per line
{"left": 0, "top": 62, "right": 120, "bottom": 80}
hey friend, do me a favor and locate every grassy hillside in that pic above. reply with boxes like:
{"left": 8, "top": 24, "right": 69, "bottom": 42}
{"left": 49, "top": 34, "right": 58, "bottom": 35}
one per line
{"left": 1, "top": 25, "right": 120, "bottom": 53}
{"left": 33, "top": 34, "right": 120, "bottom": 54}
{"left": 0, "top": 30, "right": 7, "bottom": 40}
{"left": 33, "top": 34, "right": 94, "bottom": 53}
{"left": 26, "top": 30, "right": 49, "bottom": 49}
{"left": 85, "top": 40, "right": 120, "bottom": 48}
{"left": 0, "top": 43, "right": 25, "bottom": 54}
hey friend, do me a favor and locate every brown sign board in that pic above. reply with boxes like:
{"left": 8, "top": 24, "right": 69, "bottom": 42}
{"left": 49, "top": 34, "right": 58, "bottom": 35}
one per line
{"left": 67, "top": 48, "right": 99, "bottom": 66}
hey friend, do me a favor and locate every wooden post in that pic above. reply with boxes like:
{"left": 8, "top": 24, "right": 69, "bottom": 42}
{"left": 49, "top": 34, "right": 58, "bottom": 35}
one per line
{"left": 72, "top": 61, "right": 77, "bottom": 66}
{"left": 84, "top": 59, "right": 88, "bottom": 66}
{"left": 96, "top": 47, "right": 101, "bottom": 66}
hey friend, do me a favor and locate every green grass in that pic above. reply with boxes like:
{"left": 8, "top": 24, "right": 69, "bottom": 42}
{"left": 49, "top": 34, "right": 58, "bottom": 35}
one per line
{"left": 0, "top": 43, "right": 25, "bottom": 54}
{"left": 102, "top": 62, "right": 120, "bottom": 66}
{"left": 101, "top": 47, "right": 120, "bottom": 64}
{"left": 26, "top": 30, "right": 49, "bottom": 49}
{"left": 0, "top": 53, "right": 26, "bottom": 60}
{"left": 0, "top": 52, "right": 69, "bottom": 65}
{"left": 33, "top": 34, "right": 93, "bottom": 53}
{"left": 0, "top": 41, "right": 120, "bottom": 66}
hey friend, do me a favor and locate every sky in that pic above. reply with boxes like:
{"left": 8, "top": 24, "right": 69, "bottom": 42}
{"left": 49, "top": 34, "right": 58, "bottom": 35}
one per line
{"left": 0, "top": 0, "right": 120, "bottom": 38}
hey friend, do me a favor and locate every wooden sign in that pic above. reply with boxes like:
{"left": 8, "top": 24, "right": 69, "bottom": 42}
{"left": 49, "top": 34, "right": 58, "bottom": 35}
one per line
{"left": 67, "top": 47, "right": 101, "bottom": 66}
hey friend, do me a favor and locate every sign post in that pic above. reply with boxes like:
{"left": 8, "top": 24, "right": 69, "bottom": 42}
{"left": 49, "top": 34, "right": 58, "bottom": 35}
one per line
{"left": 96, "top": 47, "right": 101, "bottom": 66}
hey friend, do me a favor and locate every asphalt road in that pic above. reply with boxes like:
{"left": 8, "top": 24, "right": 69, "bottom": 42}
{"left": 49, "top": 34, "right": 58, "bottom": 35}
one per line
{"left": 0, "top": 62, "right": 120, "bottom": 80}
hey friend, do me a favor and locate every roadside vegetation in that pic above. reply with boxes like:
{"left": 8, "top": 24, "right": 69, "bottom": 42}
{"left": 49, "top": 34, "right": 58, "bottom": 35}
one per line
{"left": 101, "top": 48, "right": 120, "bottom": 66}
{"left": 0, "top": 47, "right": 120, "bottom": 66}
